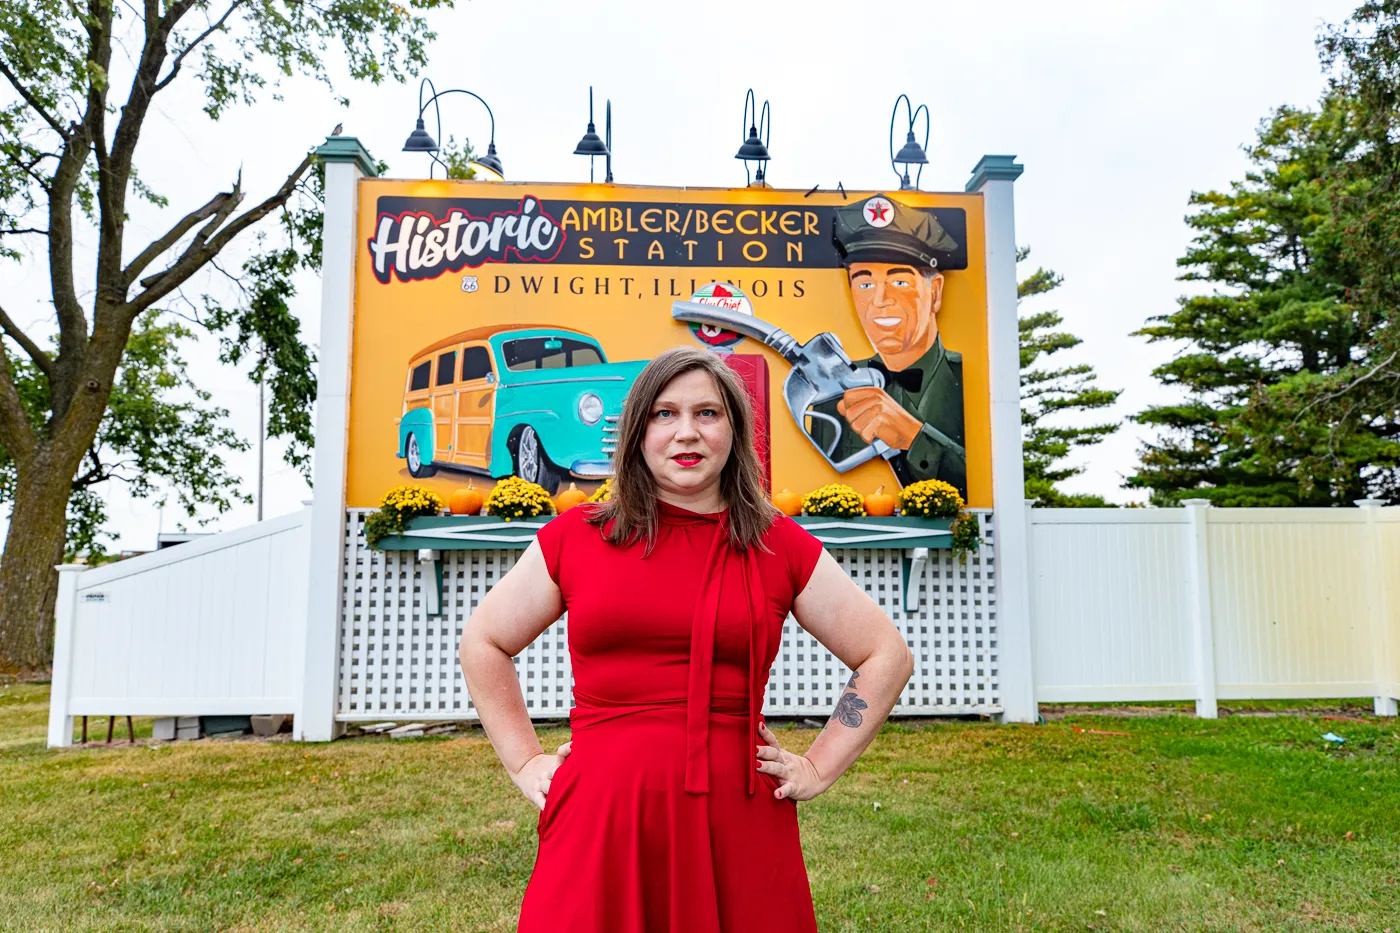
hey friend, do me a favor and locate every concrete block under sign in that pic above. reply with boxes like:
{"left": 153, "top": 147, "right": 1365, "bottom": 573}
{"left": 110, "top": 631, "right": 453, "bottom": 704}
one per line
{"left": 250, "top": 714, "right": 289, "bottom": 737}
{"left": 153, "top": 717, "right": 177, "bottom": 741}
{"left": 361, "top": 722, "right": 398, "bottom": 734}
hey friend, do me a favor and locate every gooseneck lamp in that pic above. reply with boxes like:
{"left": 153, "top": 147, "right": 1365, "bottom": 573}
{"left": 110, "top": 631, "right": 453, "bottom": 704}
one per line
{"left": 735, "top": 88, "right": 771, "bottom": 187}
{"left": 402, "top": 77, "right": 505, "bottom": 180}
{"left": 889, "top": 93, "right": 929, "bottom": 190}
{"left": 573, "top": 86, "right": 613, "bottom": 183}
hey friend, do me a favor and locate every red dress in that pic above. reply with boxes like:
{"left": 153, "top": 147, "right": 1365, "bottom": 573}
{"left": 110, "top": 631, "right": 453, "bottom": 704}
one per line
{"left": 518, "top": 501, "right": 824, "bottom": 932}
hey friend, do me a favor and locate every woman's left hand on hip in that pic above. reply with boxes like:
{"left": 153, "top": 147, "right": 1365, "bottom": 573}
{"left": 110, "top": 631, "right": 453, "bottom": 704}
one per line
{"left": 755, "top": 722, "right": 826, "bottom": 801}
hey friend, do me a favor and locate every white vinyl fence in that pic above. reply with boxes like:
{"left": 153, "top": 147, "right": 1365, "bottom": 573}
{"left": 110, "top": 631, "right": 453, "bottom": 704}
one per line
{"left": 1029, "top": 500, "right": 1399, "bottom": 716}
{"left": 46, "top": 502, "right": 1399, "bottom": 746}
{"left": 47, "top": 509, "right": 311, "bottom": 746}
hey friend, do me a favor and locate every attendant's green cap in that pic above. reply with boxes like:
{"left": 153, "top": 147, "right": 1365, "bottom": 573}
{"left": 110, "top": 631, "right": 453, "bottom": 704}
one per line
{"left": 832, "top": 195, "right": 959, "bottom": 269}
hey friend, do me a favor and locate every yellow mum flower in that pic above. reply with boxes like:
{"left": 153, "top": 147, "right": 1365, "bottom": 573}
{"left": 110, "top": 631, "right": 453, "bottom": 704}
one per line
{"left": 898, "top": 480, "right": 963, "bottom": 519}
{"left": 483, "top": 476, "right": 556, "bottom": 519}
{"left": 801, "top": 483, "right": 865, "bottom": 518}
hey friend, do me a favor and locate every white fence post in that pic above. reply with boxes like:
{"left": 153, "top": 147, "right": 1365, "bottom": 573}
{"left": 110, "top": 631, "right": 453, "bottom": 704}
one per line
{"left": 1357, "top": 499, "right": 1398, "bottom": 717}
{"left": 297, "top": 135, "right": 376, "bottom": 741}
{"left": 46, "top": 564, "right": 87, "bottom": 748}
{"left": 1183, "top": 499, "right": 1218, "bottom": 718}
{"left": 967, "top": 155, "right": 1036, "bottom": 724}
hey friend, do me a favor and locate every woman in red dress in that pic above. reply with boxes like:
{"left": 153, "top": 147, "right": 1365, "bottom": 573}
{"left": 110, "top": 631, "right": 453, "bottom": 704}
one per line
{"left": 459, "top": 347, "right": 914, "bottom": 932}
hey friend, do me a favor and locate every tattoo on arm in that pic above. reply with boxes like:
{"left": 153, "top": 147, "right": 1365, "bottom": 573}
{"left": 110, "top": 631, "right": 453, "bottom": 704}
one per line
{"left": 830, "top": 670, "right": 868, "bottom": 728}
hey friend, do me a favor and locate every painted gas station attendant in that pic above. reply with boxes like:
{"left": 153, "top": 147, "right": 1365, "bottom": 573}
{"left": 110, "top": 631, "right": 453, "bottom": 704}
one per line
{"left": 814, "top": 195, "right": 969, "bottom": 497}
{"left": 459, "top": 347, "right": 914, "bottom": 932}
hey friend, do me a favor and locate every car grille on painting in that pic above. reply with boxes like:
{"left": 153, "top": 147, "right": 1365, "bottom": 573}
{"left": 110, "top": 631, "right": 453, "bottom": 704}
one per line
{"left": 600, "top": 414, "right": 620, "bottom": 459}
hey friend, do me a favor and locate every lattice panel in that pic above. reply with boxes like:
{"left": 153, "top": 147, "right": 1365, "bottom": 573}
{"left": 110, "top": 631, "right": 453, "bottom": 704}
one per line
{"left": 337, "top": 509, "right": 999, "bottom": 721}
{"left": 339, "top": 511, "right": 570, "bottom": 720}
{"left": 769, "top": 512, "right": 999, "bottom": 716}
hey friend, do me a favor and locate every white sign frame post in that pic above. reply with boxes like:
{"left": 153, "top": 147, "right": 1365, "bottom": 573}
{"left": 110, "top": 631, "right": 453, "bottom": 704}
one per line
{"left": 967, "top": 155, "right": 1037, "bottom": 724}
{"left": 297, "top": 136, "right": 378, "bottom": 741}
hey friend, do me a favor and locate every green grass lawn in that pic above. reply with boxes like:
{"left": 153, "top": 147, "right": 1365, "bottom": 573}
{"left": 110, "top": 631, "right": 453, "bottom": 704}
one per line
{"left": 2, "top": 683, "right": 1397, "bottom": 932}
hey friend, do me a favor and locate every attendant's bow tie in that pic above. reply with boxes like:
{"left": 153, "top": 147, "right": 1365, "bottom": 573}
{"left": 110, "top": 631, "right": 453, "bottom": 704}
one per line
{"left": 866, "top": 358, "right": 924, "bottom": 393}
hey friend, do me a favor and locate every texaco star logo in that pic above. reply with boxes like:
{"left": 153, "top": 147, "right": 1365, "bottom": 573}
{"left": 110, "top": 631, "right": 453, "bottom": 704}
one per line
{"left": 864, "top": 196, "right": 894, "bottom": 228}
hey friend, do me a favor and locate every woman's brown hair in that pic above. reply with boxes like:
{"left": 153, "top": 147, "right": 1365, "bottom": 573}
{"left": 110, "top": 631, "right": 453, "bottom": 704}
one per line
{"left": 587, "top": 346, "right": 777, "bottom": 551}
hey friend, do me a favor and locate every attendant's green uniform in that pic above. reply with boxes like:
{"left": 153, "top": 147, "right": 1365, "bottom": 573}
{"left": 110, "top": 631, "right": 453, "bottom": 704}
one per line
{"left": 820, "top": 195, "right": 969, "bottom": 497}
{"left": 809, "top": 340, "right": 967, "bottom": 496}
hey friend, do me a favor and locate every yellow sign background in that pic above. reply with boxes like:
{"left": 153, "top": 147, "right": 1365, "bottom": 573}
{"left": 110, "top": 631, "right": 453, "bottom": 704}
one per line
{"left": 346, "top": 180, "right": 991, "bottom": 508}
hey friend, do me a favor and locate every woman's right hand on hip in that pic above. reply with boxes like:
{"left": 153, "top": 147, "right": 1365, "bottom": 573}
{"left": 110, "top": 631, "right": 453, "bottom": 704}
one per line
{"left": 511, "top": 740, "right": 572, "bottom": 810}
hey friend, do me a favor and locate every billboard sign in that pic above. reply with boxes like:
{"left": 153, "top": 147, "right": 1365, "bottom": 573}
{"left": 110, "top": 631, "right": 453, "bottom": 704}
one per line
{"left": 345, "top": 181, "right": 991, "bottom": 508}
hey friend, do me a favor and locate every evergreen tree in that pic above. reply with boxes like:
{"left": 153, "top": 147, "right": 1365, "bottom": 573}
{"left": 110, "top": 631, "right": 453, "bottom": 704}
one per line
{"left": 1018, "top": 249, "right": 1121, "bottom": 507}
{"left": 1310, "top": 1, "right": 1400, "bottom": 485}
{"left": 1127, "top": 103, "right": 1400, "bottom": 506}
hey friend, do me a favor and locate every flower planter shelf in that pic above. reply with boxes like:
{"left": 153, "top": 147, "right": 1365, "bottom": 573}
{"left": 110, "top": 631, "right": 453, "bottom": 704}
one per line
{"left": 793, "top": 516, "right": 953, "bottom": 548}
{"left": 376, "top": 516, "right": 553, "bottom": 551}
{"left": 375, "top": 514, "right": 954, "bottom": 551}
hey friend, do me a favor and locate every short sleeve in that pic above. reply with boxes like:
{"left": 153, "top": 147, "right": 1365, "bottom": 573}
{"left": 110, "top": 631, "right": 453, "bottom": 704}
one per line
{"left": 534, "top": 510, "right": 568, "bottom": 586}
{"left": 773, "top": 515, "right": 824, "bottom": 594}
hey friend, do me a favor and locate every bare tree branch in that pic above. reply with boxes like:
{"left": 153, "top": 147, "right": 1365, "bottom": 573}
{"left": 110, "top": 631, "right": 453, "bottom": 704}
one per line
{"left": 0, "top": 228, "right": 49, "bottom": 237}
{"left": 1292, "top": 349, "right": 1400, "bottom": 422}
{"left": 140, "top": 176, "right": 244, "bottom": 288}
{"left": 71, "top": 447, "right": 119, "bottom": 490}
{"left": 0, "top": 304, "right": 56, "bottom": 381}
{"left": 112, "top": 0, "right": 143, "bottom": 22}
{"left": 208, "top": 256, "right": 249, "bottom": 295}
{"left": 154, "top": 1, "right": 247, "bottom": 92}
{"left": 0, "top": 60, "right": 69, "bottom": 137}
{"left": 0, "top": 149, "right": 53, "bottom": 191}
{"left": 121, "top": 187, "right": 239, "bottom": 287}
{"left": 127, "top": 151, "right": 315, "bottom": 315}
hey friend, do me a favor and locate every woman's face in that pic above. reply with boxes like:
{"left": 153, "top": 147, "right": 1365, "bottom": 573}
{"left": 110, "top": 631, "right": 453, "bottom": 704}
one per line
{"left": 641, "top": 368, "right": 733, "bottom": 505}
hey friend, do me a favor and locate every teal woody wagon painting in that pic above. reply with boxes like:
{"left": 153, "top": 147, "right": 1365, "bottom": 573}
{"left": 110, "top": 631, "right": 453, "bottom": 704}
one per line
{"left": 396, "top": 324, "right": 645, "bottom": 493}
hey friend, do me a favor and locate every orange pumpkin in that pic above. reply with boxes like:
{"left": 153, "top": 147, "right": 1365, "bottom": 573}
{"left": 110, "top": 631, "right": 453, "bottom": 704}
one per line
{"left": 448, "top": 482, "right": 484, "bottom": 516}
{"left": 555, "top": 482, "right": 588, "bottom": 513}
{"left": 772, "top": 488, "right": 802, "bottom": 517}
{"left": 864, "top": 485, "right": 897, "bottom": 517}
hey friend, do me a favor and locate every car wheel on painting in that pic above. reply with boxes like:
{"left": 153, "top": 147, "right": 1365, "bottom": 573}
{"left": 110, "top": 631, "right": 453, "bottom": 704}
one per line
{"left": 512, "top": 425, "right": 563, "bottom": 494}
{"left": 405, "top": 432, "right": 437, "bottom": 478}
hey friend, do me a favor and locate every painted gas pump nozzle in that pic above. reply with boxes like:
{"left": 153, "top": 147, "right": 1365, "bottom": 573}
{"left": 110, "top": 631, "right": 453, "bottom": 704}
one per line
{"left": 670, "top": 301, "right": 897, "bottom": 468}
{"left": 670, "top": 300, "right": 884, "bottom": 403}
{"left": 670, "top": 301, "right": 804, "bottom": 361}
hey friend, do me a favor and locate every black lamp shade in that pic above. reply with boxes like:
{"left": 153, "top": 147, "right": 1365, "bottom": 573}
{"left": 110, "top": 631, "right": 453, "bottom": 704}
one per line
{"left": 894, "top": 130, "right": 928, "bottom": 165}
{"left": 471, "top": 140, "right": 504, "bottom": 179}
{"left": 403, "top": 117, "right": 439, "bottom": 153}
{"left": 574, "top": 122, "right": 609, "bottom": 156}
{"left": 735, "top": 126, "right": 770, "bottom": 162}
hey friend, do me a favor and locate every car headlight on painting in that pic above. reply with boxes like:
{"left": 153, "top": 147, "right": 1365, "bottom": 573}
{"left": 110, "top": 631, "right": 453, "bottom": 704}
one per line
{"left": 578, "top": 392, "right": 604, "bottom": 425}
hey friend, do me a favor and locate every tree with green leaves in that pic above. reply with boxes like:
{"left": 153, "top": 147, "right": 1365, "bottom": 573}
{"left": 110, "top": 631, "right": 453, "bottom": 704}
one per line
{"left": 0, "top": 318, "right": 248, "bottom": 561}
{"left": 1018, "top": 249, "right": 1121, "bottom": 507}
{"left": 0, "top": 0, "right": 449, "bottom": 670}
{"left": 1127, "top": 99, "right": 1400, "bottom": 506}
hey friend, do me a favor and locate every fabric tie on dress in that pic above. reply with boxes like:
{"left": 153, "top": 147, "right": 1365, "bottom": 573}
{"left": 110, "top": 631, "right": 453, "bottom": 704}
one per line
{"left": 680, "top": 508, "right": 769, "bottom": 797}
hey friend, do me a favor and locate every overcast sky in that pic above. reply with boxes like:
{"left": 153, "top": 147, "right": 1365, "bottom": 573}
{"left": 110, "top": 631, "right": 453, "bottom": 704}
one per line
{"left": 2, "top": 0, "right": 1358, "bottom": 550}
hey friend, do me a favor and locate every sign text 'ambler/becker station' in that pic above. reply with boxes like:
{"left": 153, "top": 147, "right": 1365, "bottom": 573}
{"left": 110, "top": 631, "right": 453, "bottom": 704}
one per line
{"left": 367, "top": 194, "right": 969, "bottom": 283}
